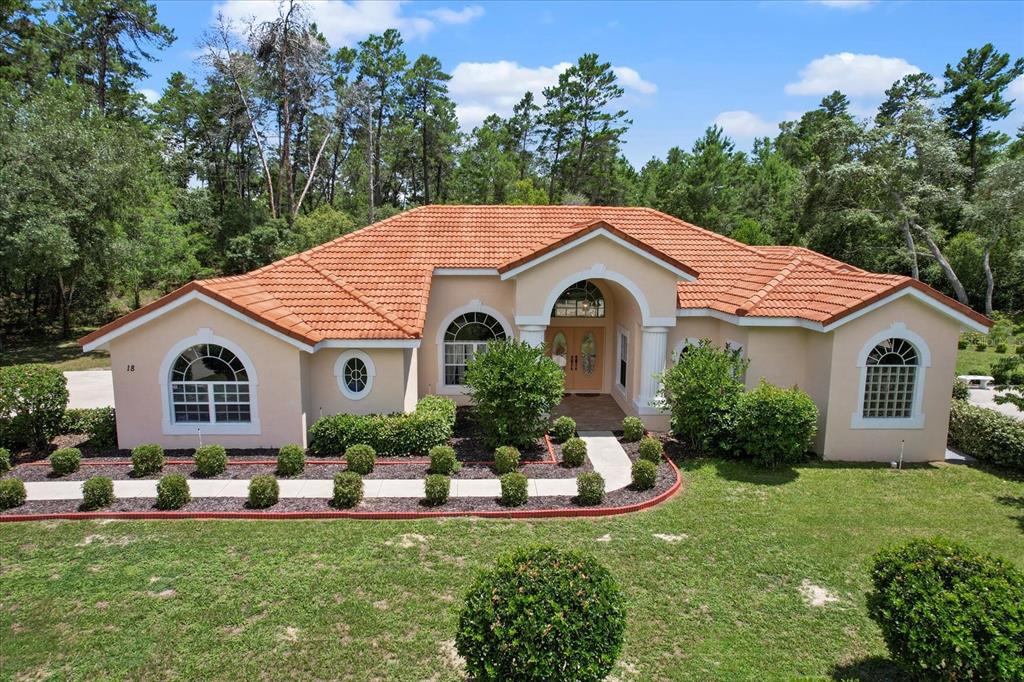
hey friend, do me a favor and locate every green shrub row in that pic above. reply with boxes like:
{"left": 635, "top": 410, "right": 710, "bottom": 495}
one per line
{"left": 60, "top": 407, "right": 117, "bottom": 449}
{"left": 308, "top": 395, "right": 455, "bottom": 456}
{"left": 948, "top": 400, "right": 1024, "bottom": 470}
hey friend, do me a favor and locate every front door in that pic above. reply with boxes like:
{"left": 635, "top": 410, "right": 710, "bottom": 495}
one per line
{"left": 545, "top": 327, "right": 603, "bottom": 391}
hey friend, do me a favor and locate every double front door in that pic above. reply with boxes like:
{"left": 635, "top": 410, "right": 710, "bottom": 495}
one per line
{"left": 545, "top": 327, "right": 603, "bottom": 391}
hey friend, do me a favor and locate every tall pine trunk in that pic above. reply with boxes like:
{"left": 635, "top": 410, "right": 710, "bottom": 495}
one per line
{"left": 983, "top": 247, "right": 994, "bottom": 316}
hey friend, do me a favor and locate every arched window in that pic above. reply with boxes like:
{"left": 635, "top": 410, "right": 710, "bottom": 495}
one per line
{"left": 862, "top": 338, "right": 919, "bottom": 419}
{"left": 170, "top": 344, "right": 251, "bottom": 424}
{"left": 444, "top": 312, "right": 506, "bottom": 385}
{"left": 552, "top": 280, "right": 605, "bottom": 318}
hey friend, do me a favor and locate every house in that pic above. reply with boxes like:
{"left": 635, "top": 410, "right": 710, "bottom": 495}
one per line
{"left": 79, "top": 205, "right": 991, "bottom": 462}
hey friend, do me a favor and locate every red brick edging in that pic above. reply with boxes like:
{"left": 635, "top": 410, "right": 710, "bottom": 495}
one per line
{"left": 0, "top": 453, "right": 681, "bottom": 523}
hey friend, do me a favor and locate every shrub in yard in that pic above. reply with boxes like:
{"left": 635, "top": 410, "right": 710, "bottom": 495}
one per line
{"left": 637, "top": 436, "right": 663, "bottom": 464}
{"left": 60, "top": 407, "right": 117, "bottom": 449}
{"left": 194, "top": 444, "right": 227, "bottom": 477}
{"left": 621, "top": 416, "right": 645, "bottom": 442}
{"left": 428, "top": 445, "right": 460, "bottom": 475}
{"left": 996, "top": 342, "right": 1008, "bottom": 353}
{"left": 49, "top": 447, "right": 81, "bottom": 476}
{"left": 493, "top": 446, "right": 519, "bottom": 474}
{"left": 499, "top": 472, "right": 528, "bottom": 507}
{"left": 734, "top": 380, "right": 818, "bottom": 468}
{"left": 957, "top": 339, "right": 968, "bottom": 350}
{"left": 948, "top": 399, "right": 1024, "bottom": 470}
{"left": 247, "top": 475, "right": 279, "bottom": 509}
{"left": 631, "top": 459, "right": 657, "bottom": 490}
{"left": 0, "top": 478, "right": 27, "bottom": 509}
{"left": 332, "top": 471, "right": 363, "bottom": 508}
{"left": 952, "top": 377, "right": 970, "bottom": 402}
{"left": 0, "top": 364, "right": 69, "bottom": 450}
{"left": 463, "top": 339, "right": 564, "bottom": 449}
{"left": 424, "top": 474, "right": 450, "bottom": 506}
{"left": 1017, "top": 344, "right": 1024, "bottom": 356}
{"left": 81, "top": 476, "right": 114, "bottom": 510}
{"left": 991, "top": 356, "right": 1024, "bottom": 386}
{"left": 131, "top": 443, "right": 165, "bottom": 476}
{"left": 276, "top": 444, "right": 306, "bottom": 477}
{"left": 345, "top": 444, "right": 376, "bottom": 475}
{"left": 308, "top": 395, "right": 455, "bottom": 456}
{"left": 549, "top": 416, "right": 576, "bottom": 443}
{"left": 0, "top": 447, "right": 11, "bottom": 474}
{"left": 974, "top": 341, "right": 988, "bottom": 351}
{"left": 155, "top": 474, "right": 191, "bottom": 510}
{"left": 576, "top": 472, "right": 605, "bottom": 506}
{"left": 868, "top": 538, "right": 1024, "bottom": 680}
{"left": 456, "top": 545, "right": 626, "bottom": 682}
{"left": 659, "top": 339, "right": 747, "bottom": 456}
{"left": 562, "top": 437, "right": 587, "bottom": 467}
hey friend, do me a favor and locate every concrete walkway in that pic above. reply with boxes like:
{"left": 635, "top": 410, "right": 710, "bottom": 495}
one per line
{"left": 21, "top": 432, "right": 633, "bottom": 501}
{"left": 65, "top": 370, "right": 114, "bottom": 409}
{"left": 968, "top": 387, "right": 1023, "bottom": 421}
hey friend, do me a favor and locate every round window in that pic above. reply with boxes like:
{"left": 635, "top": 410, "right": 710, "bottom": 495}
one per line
{"left": 335, "top": 351, "right": 374, "bottom": 400}
{"left": 344, "top": 358, "right": 367, "bottom": 393}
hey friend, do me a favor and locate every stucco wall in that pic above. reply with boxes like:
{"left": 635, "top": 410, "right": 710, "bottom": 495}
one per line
{"left": 108, "top": 299, "right": 307, "bottom": 449}
{"left": 304, "top": 347, "right": 412, "bottom": 419}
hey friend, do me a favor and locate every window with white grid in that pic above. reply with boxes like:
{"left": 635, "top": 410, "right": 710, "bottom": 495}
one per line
{"left": 169, "top": 344, "right": 251, "bottom": 424}
{"left": 862, "top": 338, "right": 918, "bottom": 419}
{"left": 443, "top": 312, "right": 506, "bottom": 385}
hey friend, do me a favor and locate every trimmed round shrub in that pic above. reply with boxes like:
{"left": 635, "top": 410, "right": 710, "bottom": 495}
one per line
{"left": 81, "top": 476, "right": 114, "bottom": 510}
{"left": 131, "top": 443, "right": 165, "bottom": 476}
{"left": 550, "top": 416, "right": 576, "bottom": 443}
{"left": 576, "top": 472, "right": 605, "bottom": 506}
{"left": 49, "top": 447, "right": 81, "bottom": 476}
{"left": 456, "top": 546, "right": 626, "bottom": 681}
{"left": 868, "top": 538, "right": 1024, "bottom": 680}
{"left": 0, "top": 478, "right": 27, "bottom": 510}
{"left": 247, "top": 474, "right": 279, "bottom": 509}
{"left": 332, "top": 471, "right": 363, "bottom": 509}
{"left": 637, "top": 436, "right": 663, "bottom": 464}
{"left": 0, "top": 364, "right": 68, "bottom": 450}
{"left": 424, "top": 474, "right": 450, "bottom": 506}
{"left": 155, "top": 473, "right": 191, "bottom": 510}
{"left": 493, "top": 446, "right": 520, "bottom": 474}
{"left": 734, "top": 380, "right": 818, "bottom": 468}
{"left": 194, "top": 444, "right": 227, "bottom": 477}
{"left": 996, "top": 343, "right": 1008, "bottom": 354}
{"left": 631, "top": 459, "right": 657, "bottom": 490}
{"left": 499, "top": 472, "right": 528, "bottom": 507}
{"left": 276, "top": 443, "right": 306, "bottom": 477}
{"left": 345, "top": 444, "right": 376, "bottom": 475}
{"left": 429, "top": 445, "right": 460, "bottom": 475}
{"left": 952, "top": 377, "right": 970, "bottom": 402}
{"left": 957, "top": 339, "right": 968, "bottom": 350}
{"left": 0, "top": 447, "right": 12, "bottom": 474}
{"left": 562, "top": 437, "right": 587, "bottom": 467}
{"left": 622, "top": 416, "right": 645, "bottom": 442}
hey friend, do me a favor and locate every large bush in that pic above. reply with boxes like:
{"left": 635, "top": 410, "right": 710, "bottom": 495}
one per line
{"left": 868, "top": 538, "right": 1024, "bottom": 680}
{"left": 308, "top": 395, "right": 455, "bottom": 456}
{"left": 60, "top": 407, "right": 117, "bottom": 449}
{"left": 156, "top": 474, "right": 191, "bottom": 510}
{"left": 456, "top": 546, "right": 626, "bottom": 681}
{"left": 948, "top": 400, "right": 1024, "bottom": 471}
{"left": 194, "top": 444, "right": 227, "bottom": 477}
{"left": 464, "top": 339, "right": 564, "bottom": 449}
{"left": 0, "top": 478, "right": 27, "bottom": 509}
{"left": 734, "top": 380, "right": 818, "bottom": 468}
{"left": 81, "top": 476, "right": 115, "bottom": 510}
{"left": 659, "top": 340, "right": 747, "bottom": 455}
{"left": 0, "top": 364, "right": 69, "bottom": 450}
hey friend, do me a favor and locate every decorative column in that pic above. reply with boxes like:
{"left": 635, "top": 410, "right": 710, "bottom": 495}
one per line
{"left": 518, "top": 325, "right": 547, "bottom": 347}
{"left": 638, "top": 326, "right": 669, "bottom": 412}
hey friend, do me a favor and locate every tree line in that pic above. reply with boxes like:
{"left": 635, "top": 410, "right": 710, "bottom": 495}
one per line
{"left": 1, "top": 0, "right": 1022, "bottom": 342}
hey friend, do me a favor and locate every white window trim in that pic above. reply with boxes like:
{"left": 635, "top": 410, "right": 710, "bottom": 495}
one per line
{"left": 615, "top": 325, "right": 630, "bottom": 393}
{"left": 435, "top": 300, "right": 513, "bottom": 395}
{"left": 851, "top": 323, "right": 930, "bottom": 430}
{"left": 335, "top": 349, "right": 375, "bottom": 401}
{"left": 158, "top": 328, "right": 261, "bottom": 436}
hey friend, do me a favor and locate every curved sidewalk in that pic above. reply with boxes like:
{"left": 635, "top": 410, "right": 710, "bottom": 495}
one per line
{"left": 21, "top": 432, "right": 632, "bottom": 501}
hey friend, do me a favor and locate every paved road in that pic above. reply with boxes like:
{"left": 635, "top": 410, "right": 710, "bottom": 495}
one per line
{"left": 64, "top": 370, "right": 114, "bottom": 409}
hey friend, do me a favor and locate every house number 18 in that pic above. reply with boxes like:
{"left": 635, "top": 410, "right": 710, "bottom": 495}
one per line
{"left": 126, "top": 364, "right": 135, "bottom": 372}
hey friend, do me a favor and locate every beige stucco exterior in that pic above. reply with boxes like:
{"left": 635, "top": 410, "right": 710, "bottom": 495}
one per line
{"left": 99, "top": 234, "right": 968, "bottom": 462}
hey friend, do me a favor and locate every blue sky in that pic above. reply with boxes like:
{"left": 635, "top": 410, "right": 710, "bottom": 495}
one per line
{"left": 142, "top": 0, "right": 1024, "bottom": 166}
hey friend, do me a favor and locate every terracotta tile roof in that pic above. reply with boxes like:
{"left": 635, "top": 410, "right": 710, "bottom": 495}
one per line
{"left": 80, "top": 205, "right": 990, "bottom": 348}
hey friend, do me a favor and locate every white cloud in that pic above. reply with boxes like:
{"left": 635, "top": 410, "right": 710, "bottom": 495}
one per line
{"left": 139, "top": 88, "right": 160, "bottom": 104}
{"left": 809, "top": 0, "right": 876, "bottom": 9}
{"left": 785, "top": 52, "right": 921, "bottom": 96}
{"left": 713, "top": 110, "right": 776, "bottom": 139}
{"left": 449, "top": 60, "right": 657, "bottom": 128}
{"left": 212, "top": 1, "right": 482, "bottom": 46}
{"left": 1010, "top": 75, "right": 1024, "bottom": 99}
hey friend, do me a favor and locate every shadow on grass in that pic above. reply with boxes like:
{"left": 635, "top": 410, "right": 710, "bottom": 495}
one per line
{"left": 996, "top": 495, "right": 1024, "bottom": 532}
{"left": 831, "top": 656, "right": 903, "bottom": 681}
{"left": 710, "top": 459, "right": 799, "bottom": 485}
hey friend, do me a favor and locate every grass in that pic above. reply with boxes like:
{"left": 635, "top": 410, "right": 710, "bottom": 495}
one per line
{"left": 1, "top": 460, "right": 1021, "bottom": 681}
{"left": 956, "top": 345, "right": 1024, "bottom": 376}
{"left": 1, "top": 328, "right": 110, "bottom": 371}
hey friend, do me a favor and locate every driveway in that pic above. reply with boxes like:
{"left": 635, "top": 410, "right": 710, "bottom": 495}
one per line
{"left": 967, "top": 387, "right": 1023, "bottom": 421}
{"left": 64, "top": 370, "right": 114, "bottom": 409}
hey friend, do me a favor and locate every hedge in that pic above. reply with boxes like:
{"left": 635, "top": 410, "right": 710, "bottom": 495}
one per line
{"left": 948, "top": 400, "right": 1024, "bottom": 471}
{"left": 0, "top": 364, "right": 68, "bottom": 450}
{"left": 60, "top": 407, "right": 117, "bottom": 449}
{"left": 308, "top": 395, "right": 455, "bottom": 456}
{"left": 734, "top": 380, "right": 818, "bottom": 468}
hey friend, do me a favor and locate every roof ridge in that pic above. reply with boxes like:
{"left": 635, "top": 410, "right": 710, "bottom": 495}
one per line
{"left": 639, "top": 207, "right": 764, "bottom": 256}
{"left": 295, "top": 254, "right": 419, "bottom": 337}
{"left": 736, "top": 256, "right": 803, "bottom": 315}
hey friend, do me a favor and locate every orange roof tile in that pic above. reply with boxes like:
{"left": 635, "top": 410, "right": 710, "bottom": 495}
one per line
{"left": 80, "top": 205, "right": 991, "bottom": 348}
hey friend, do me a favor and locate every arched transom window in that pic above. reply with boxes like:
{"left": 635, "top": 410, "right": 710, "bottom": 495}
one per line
{"left": 170, "top": 344, "right": 251, "bottom": 424}
{"left": 862, "top": 338, "right": 919, "bottom": 419}
{"left": 443, "top": 312, "right": 506, "bottom": 385}
{"left": 552, "top": 280, "right": 605, "bottom": 318}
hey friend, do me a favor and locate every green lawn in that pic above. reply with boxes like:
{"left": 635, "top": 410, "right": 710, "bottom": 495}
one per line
{"left": 1, "top": 328, "right": 110, "bottom": 371}
{"left": 956, "top": 345, "right": 1023, "bottom": 376}
{"left": 2, "top": 460, "right": 1021, "bottom": 681}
